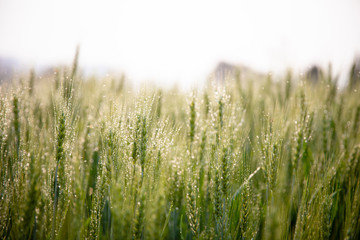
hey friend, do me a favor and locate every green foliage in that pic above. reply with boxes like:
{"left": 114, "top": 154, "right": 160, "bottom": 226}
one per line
{"left": 0, "top": 61, "right": 360, "bottom": 240}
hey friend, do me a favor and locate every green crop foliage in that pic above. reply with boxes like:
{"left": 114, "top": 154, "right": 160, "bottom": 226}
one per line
{"left": 0, "top": 58, "right": 360, "bottom": 240}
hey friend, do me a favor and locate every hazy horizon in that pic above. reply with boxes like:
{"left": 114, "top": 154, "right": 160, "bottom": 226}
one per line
{"left": 1, "top": 0, "right": 360, "bottom": 88}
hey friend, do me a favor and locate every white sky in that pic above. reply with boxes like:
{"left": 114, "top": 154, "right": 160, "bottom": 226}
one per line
{"left": 1, "top": 0, "right": 360, "bottom": 87}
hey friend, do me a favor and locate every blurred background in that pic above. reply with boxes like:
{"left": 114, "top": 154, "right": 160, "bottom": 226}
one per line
{"left": 1, "top": 0, "right": 360, "bottom": 89}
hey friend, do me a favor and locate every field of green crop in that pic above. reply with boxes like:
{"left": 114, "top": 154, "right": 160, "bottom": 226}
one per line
{"left": 0, "top": 57, "right": 360, "bottom": 239}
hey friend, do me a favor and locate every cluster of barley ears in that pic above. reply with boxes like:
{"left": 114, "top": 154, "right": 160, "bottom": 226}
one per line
{"left": 0, "top": 56, "right": 360, "bottom": 239}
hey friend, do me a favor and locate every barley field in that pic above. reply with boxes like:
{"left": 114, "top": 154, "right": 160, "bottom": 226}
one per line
{"left": 0, "top": 57, "right": 360, "bottom": 240}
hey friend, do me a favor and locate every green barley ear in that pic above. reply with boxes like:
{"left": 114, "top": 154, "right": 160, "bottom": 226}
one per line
{"left": 189, "top": 98, "right": 196, "bottom": 145}
{"left": 56, "top": 112, "right": 66, "bottom": 176}
{"left": 100, "top": 198, "right": 112, "bottom": 239}
{"left": 82, "top": 126, "right": 91, "bottom": 166}
{"left": 221, "top": 147, "right": 230, "bottom": 198}
{"left": 322, "top": 109, "right": 329, "bottom": 154}
{"left": 329, "top": 116, "right": 337, "bottom": 150}
{"left": 348, "top": 145, "right": 360, "bottom": 178}
{"left": 63, "top": 46, "right": 80, "bottom": 105}
{"left": 132, "top": 116, "right": 141, "bottom": 166}
{"left": 326, "top": 63, "right": 338, "bottom": 104}
{"left": 156, "top": 90, "right": 162, "bottom": 119}
{"left": 105, "top": 129, "right": 116, "bottom": 181}
{"left": 293, "top": 180, "right": 309, "bottom": 240}
{"left": 299, "top": 89, "right": 307, "bottom": 122}
{"left": 22, "top": 153, "right": 39, "bottom": 238}
{"left": 213, "top": 168, "right": 222, "bottom": 226}
{"left": 214, "top": 165, "right": 229, "bottom": 239}
{"left": 186, "top": 182, "right": 200, "bottom": 239}
{"left": 170, "top": 168, "right": 185, "bottom": 212}
{"left": 52, "top": 112, "right": 66, "bottom": 240}
{"left": 89, "top": 180, "right": 101, "bottom": 240}
{"left": 215, "top": 96, "right": 224, "bottom": 146}
{"left": 203, "top": 92, "right": 210, "bottom": 117}
{"left": 86, "top": 150, "right": 100, "bottom": 216}
{"left": 320, "top": 189, "right": 333, "bottom": 240}
{"left": 71, "top": 46, "right": 80, "bottom": 81}
{"left": 218, "top": 97, "right": 224, "bottom": 129}
{"left": 139, "top": 116, "right": 147, "bottom": 183}
{"left": 293, "top": 123, "right": 303, "bottom": 171}
{"left": 13, "top": 96, "right": 20, "bottom": 155}
{"left": 131, "top": 115, "right": 141, "bottom": 196}
{"left": 52, "top": 166, "right": 58, "bottom": 240}
{"left": 133, "top": 194, "right": 145, "bottom": 240}
{"left": 239, "top": 182, "right": 250, "bottom": 238}
{"left": 29, "top": 69, "right": 35, "bottom": 96}
{"left": 199, "top": 130, "right": 207, "bottom": 194}
{"left": 348, "top": 60, "right": 359, "bottom": 91}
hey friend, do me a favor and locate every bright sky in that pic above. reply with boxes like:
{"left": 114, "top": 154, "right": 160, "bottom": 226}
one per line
{"left": 1, "top": 0, "right": 360, "bottom": 87}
